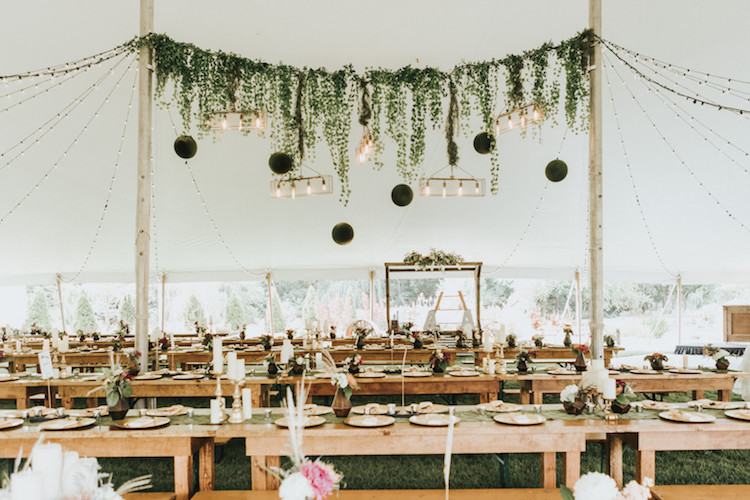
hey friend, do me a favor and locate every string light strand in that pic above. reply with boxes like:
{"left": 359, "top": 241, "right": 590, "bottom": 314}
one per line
{"left": 0, "top": 44, "right": 129, "bottom": 81}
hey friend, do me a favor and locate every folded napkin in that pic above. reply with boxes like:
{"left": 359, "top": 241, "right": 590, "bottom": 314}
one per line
{"left": 125, "top": 417, "right": 159, "bottom": 428}
{"left": 155, "top": 405, "right": 184, "bottom": 416}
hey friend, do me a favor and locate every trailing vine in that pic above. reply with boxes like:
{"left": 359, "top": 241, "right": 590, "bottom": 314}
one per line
{"left": 133, "top": 30, "right": 592, "bottom": 204}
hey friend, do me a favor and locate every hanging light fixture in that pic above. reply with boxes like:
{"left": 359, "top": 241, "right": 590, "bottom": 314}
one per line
{"left": 494, "top": 103, "right": 544, "bottom": 136}
{"left": 354, "top": 77, "right": 376, "bottom": 164}
{"left": 205, "top": 109, "right": 267, "bottom": 131}
{"left": 420, "top": 78, "right": 486, "bottom": 198}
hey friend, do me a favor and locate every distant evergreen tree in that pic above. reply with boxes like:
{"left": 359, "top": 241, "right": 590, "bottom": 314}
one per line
{"left": 119, "top": 295, "right": 136, "bottom": 326}
{"left": 26, "top": 289, "right": 52, "bottom": 331}
{"left": 73, "top": 292, "right": 97, "bottom": 332}
{"left": 184, "top": 295, "right": 206, "bottom": 330}
{"left": 266, "top": 285, "right": 285, "bottom": 332}
{"left": 302, "top": 285, "right": 318, "bottom": 330}
{"left": 225, "top": 292, "right": 245, "bottom": 331}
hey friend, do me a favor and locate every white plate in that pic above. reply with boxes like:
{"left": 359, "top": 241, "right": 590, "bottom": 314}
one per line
{"left": 0, "top": 418, "right": 24, "bottom": 430}
{"left": 641, "top": 400, "right": 674, "bottom": 411}
{"left": 725, "top": 409, "right": 750, "bottom": 421}
{"left": 146, "top": 405, "right": 189, "bottom": 417}
{"left": 494, "top": 412, "right": 547, "bottom": 426}
{"left": 39, "top": 418, "right": 96, "bottom": 431}
{"left": 477, "top": 401, "right": 524, "bottom": 413}
{"left": 134, "top": 373, "right": 163, "bottom": 380}
{"left": 409, "top": 414, "right": 460, "bottom": 427}
{"left": 0, "top": 376, "right": 19, "bottom": 383}
{"left": 172, "top": 374, "right": 204, "bottom": 380}
{"left": 115, "top": 416, "right": 171, "bottom": 429}
{"left": 345, "top": 415, "right": 395, "bottom": 427}
{"left": 351, "top": 404, "right": 390, "bottom": 415}
{"left": 659, "top": 410, "right": 716, "bottom": 423}
{"left": 403, "top": 371, "right": 431, "bottom": 377}
{"left": 355, "top": 372, "right": 386, "bottom": 378}
{"left": 274, "top": 415, "right": 326, "bottom": 428}
{"left": 448, "top": 370, "right": 481, "bottom": 377}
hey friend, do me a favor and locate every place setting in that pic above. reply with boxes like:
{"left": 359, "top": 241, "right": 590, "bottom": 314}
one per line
{"left": 408, "top": 413, "right": 460, "bottom": 427}
{"left": 658, "top": 409, "right": 716, "bottom": 424}
{"left": 39, "top": 417, "right": 97, "bottom": 431}
{"left": 114, "top": 416, "right": 171, "bottom": 430}
{"left": 477, "top": 400, "right": 524, "bottom": 413}
{"left": 493, "top": 412, "right": 547, "bottom": 426}
{"left": 0, "top": 418, "right": 25, "bottom": 430}
{"left": 146, "top": 404, "right": 191, "bottom": 417}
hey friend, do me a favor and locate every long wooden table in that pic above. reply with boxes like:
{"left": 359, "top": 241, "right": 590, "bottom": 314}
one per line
{"left": 517, "top": 371, "right": 739, "bottom": 404}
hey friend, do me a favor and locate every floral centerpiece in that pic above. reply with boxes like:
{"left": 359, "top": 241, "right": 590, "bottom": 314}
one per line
{"left": 353, "top": 327, "right": 368, "bottom": 350}
{"left": 563, "top": 324, "right": 573, "bottom": 347}
{"left": 515, "top": 349, "right": 536, "bottom": 373}
{"left": 260, "top": 334, "right": 273, "bottom": 351}
{"left": 533, "top": 333, "right": 544, "bottom": 348}
{"left": 560, "top": 472, "right": 653, "bottom": 500}
{"left": 122, "top": 348, "right": 140, "bottom": 376}
{"left": 113, "top": 320, "right": 129, "bottom": 352}
{"left": 612, "top": 380, "right": 634, "bottom": 414}
{"left": 429, "top": 349, "right": 450, "bottom": 373}
{"left": 78, "top": 330, "right": 86, "bottom": 343}
{"left": 472, "top": 329, "right": 482, "bottom": 348}
{"left": 158, "top": 333, "right": 171, "bottom": 350}
{"left": 401, "top": 322, "right": 414, "bottom": 333}
{"left": 344, "top": 354, "right": 363, "bottom": 374}
{"left": 318, "top": 350, "right": 359, "bottom": 417}
{"left": 329, "top": 325, "right": 336, "bottom": 339}
{"left": 560, "top": 384, "right": 586, "bottom": 415}
{"left": 194, "top": 321, "right": 207, "bottom": 336}
{"left": 286, "top": 329, "right": 295, "bottom": 340}
{"left": 454, "top": 330, "right": 466, "bottom": 349}
{"left": 92, "top": 366, "right": 133, "bottom": 420}
{"left": 506, "top": 333, "right": 517, "bottom": 348}
{"left": 264, "top": 353, "right": 279, "bottom": 375}
{"left": 411, "top": 331, "right": 424, "bottom": 349}
{"left": 571, "top": 344, "right": 589, "bottom": 372}
{"left": 30, "top": 323, "right": 44, "bottom": 336}
{"left": 239, "top": 323, "right": 247, "bottom": 341}
{"left": 288, "top": 355, "right": 306, "bottom": 376}
{"left": 0, "top": 440, "right": 151, "bottom": 500}
{"left": 403, "top": 248, "right": 463, "bottom": 270}
{"left": 604, "top": 334, "right": 616, "bottom": 348}
{"left": 92, "top": 332, "right": 100, "bottom": 341}
{"left": 272, "top": 385, "right": 342, "bottom": 499}
{"left": 202, "top": 332, "right": 214, "bottom": 351}
{"left": 703, "top": 344, "right": 731, "bottom": 371}
{"left": 644, "top": 353, "right": 668, "bottom": 371}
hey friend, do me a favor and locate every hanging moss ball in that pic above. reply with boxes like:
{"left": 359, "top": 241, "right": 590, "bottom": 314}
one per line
{"left": 473, "top": 132, "right": 495, "bottom": 155}
{"left": 545, "top": 159, "right": 568, "bottom": 182}
{"left": 332, "top": 223, "right": 354, "bottom": 245}
{"left": 391, "top": 184, "right": 413, "bottom": 207}
{"left": 174, "top": 135, "right": 197, "bottom": 159}
{"left": 268, "top": 152, "right": 293, "bottom": 175}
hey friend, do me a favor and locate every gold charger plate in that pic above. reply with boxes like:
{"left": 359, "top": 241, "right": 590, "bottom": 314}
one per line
{"left": 409, "top": 414, "right": 460, "bottom": 427}
{"left": 147, "top": 405, "right": 190, "bottom": 417}
{"left": 448, "top": 370, "right": 481, "bottom": 377}
{"left": 0, "top": 376, "right": 19, "bottom": 383}
{"left": 494, "top": 412, "right": 547, "bottom": 426}
{"left": 303, "top": 404, "right": 333, "bottom": 416}
{"left": 0, "top": 418, "right": 24, "bottom": 430}
{"left": 641, "top": 400, "right": 674, "bottom": 411}
{"left": 172, "top": 374, "right": 204, "bottom": 380}
{"left": 725, "top": 409, "right": 750, "bottom": 421}
{"left": 115, "top": 416, "right": 171, "bottom": 430}
{"left": 274, "top": 415, "right": 327, "bottom": 428}
{"left": 39, "top": 417, "right": 96, "bottom": 431}
{"left": 68, "top": 406, "right": 108, "bottom": 417}
{"left": 669, "top": 369, "right": 703, "bottom": 374}
{"left": 700, "top": 400, "right": 745, "bottom": 410}
{"left": 356, "top": 372, "right": 386, "bottom": 378}
{"left": 631, "top": 369, "right": 660, "bottom": 375}
{"left": 403, "top": 371, "right": 431, "bottom": 377}
{"left": 352, "top": 404, "right": 390, "bottom": 415}
{"left": 345, "top": 415, "right": 395, "bottom": 428}
{"left": 659, "top": 410, "right": 716, "bottom": 424}
{"left": 477, "top": 401, "right": 524, "bottom": 413}
{"left": 134, "top": 373, "right": 163, "bottom": 380}
{"left": 416, "top": 403, "right": 449, "bottom": 414}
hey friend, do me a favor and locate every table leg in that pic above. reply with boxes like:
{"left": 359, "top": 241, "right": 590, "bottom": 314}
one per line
{"left": 533, "top": 390, "right": 544, "bottom": 405}
{"left": 635, "top": 450, "right": 655, "bottom": 484}
{"left": 718, "top": 390, "right": 731, "bottom": 402}
{"left": 692, "top": 390, "right": 704, "bottom": 400}
{"left": 479, "top": 392, "right": 492, "bottom": 404}
{"left": 251, "top": 456, "right": 280, "bottom": 490}
{"left": 541, "top": 452, "right": 556, "bottom": 489}
{"left": 173, "top": 455, "right": 194, "bottom": 500}
{"left": 86, "top": 397, "right": 99, "bottom": 408}
{"left": 15, "top": 397, "right": 26, "bottom": 409}
{"left": 562, "top": 451, "right": 580, "bottom": 488}
{"left": 61, "top": 395, "right": 73, "bottom": 409}
{"left": 519, "top": 382, "right": 531, "bottom": 404}
{"left": 607, "top": 435, "right": 623, "bottom": 488}
{"left": 198, "top": 439, "right": 215, "bottom": 491}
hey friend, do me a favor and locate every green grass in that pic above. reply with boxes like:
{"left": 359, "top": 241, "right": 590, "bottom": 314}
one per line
{"left": 4, "top": 389, "right": 750, "bottom": 491}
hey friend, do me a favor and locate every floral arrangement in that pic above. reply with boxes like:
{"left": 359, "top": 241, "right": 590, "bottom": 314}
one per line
{"left": 78, "top": 330, "right": 86, "bottom": 342}
{"left": 0, "top": 440, "right": 151, "bottom": 500}
{"left": 92, "top": 332, "right": 100, "bottom": 341}
{"left": 239, "top": 323, "right": 247, "bottom": 341}
{"left": 454, "top": 330, "right": 466, "bottom": 349}
{"left": 96, "top": 367, "right": 133, "bottom": 407}
{"left": 329, "top": 325, "right": 336, "bottom": 339}
{"left": 604, "top": 334, "right": 615, "bottom": 348}
{"left": 411, "top": 331, "right": 424, "bottom": 349}
{"left": 506, "top": 333, "right": 516, "bottom": 348}
{"left": 429, "top": 349, "right": 450, "bottom": 372}
{"left": 644, "top": 353, "right": 667, "bottom": 363}
{"left": 563, "top": 324, "right": 573, "bottom": 346}
{"left": 202, "top": 332, "right": 214, "bottom": 350}
{"left": 286, "top": 329, "right": 295, "bottom": 340}
{"left": 571, "top": 344, "right": 589, "bottom": 356}
{"left": 122, "top": 348, "right": 141, "bottom": 375}
{"left": 403, "top": 249, "right": 463, "bottom": 269}
{"left": 316, "top": 351, "right": 359, "bottom": 399}
{"left": 116, "top": 320, "right": 130, "bottom": 336}
{"left": 344, "top": 354, "right": 363, "bottom": 374}
{"left": 260, "top": 334, "right": 273, "bottom": 350}
{"left": 158, "top": 334, "right": 171, "bottom": 350}
{"left": 615, "top": 380, "right": 634, "bottom": 405}
{"left": 516, "top": 349, "right": 536, "bottom": 363}
{"left": 401, "top": 322, "right": 414, "bottom": 332}
{"left": 194, "top": 321, "right": 207, "bottom": 336}
{"left": 533, "top": 333, "right": 544, "bottom": 348}
{"left": 703, "top": 345, "right": 730, "bottom": 364}
{"left": 560, "top": 472, "right": 653, "bottom": 500}
{"left": 29, "top": 323, "right": 44, "bottom": 336}
{"left": 560, "top": 384, "right": 583, "bottom": 404}
{"left": 472, "top": 329, "right": 482, "bottom": 348}
{"left": 288, "top": 355, "right": 307, "bottom": 375}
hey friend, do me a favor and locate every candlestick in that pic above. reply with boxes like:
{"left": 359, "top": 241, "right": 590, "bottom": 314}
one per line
{"left": 229, "top": 380, "right": 245, "bottom": 423}
{"left": 61, "top": 335, "right": 69, "bottom": 353}
{"left": 682, "top": 353, "right": 688, "bottom": 369}
{"left": 42, "top": 339, "right": 50, "bottom": 352}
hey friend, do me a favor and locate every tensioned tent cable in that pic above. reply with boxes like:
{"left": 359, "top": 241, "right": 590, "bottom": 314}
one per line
{"left": 0, "top": 55, "right": 137, "bottom": 226}
{"left": 0, "top": 43, "right": 130, "bottom": 80}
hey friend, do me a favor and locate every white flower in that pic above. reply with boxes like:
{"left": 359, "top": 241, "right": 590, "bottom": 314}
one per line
{"left": 334, "top": 372, "right": 349, "bottom": 389}
{"left": 573, "top": 472, "right": 620, "bottom": 500}
{"left": 279, "top": 472, "right": 314, "bottom": 500}
{"left": 60, "top": 452, "right": 100, "bottom": 498}
{"left": 713, "top": 349, "right": 730, "bottom": 361}
{"left": 560, "top": 384, "right": 580, "bottom": 403}
{"left": 618, "top": 478, "right": 653, "bottom": 500}
{"left": 296, "top": 356, "right": 304, "bottom": 365}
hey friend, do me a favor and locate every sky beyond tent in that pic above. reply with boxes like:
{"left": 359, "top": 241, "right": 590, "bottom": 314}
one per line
{"left": 0, "top": 1, "right": 749, "bottom": 285}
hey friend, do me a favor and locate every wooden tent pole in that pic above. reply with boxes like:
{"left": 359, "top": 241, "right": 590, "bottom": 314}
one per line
{"left": 677, "top": 275, "right": 682, "bottom": 344}
{"left": 160, "top": 272, "right": 166, "bottom": 335}
{"left": 55, "top": 274, "right": 66, "bottom": 334}
{"left": 575, "top": 270, "right": 582, "bottom": 343}
{"left": 266, "top": 272, "right": 274, "bottom": 335}
{"left": 369, "top": 269, "right": 375, "bottom": 322}
{"left": 135, "top": 0, "right": 154, "bottom": 372}
{"left": 588, "top": 0, "right": 604, "bottom": 360}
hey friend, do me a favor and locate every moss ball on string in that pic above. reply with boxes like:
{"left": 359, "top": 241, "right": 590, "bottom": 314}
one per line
{"left": 332, "top": 223, "right": 354, "bottom": 245}
{"left": 473, "top": 132, "right": 495, "bottom": 155}
{"left": 174, "top": 135, "right": 197, "bottom": 159}
{"left": 268, "top": 152, "right": 293, "bottom": 175}
{"left": 545, "top": 159, "right": 568, "bottom": 182}
{"left": 391, "top": 184, "right": 413, "bottom": 207}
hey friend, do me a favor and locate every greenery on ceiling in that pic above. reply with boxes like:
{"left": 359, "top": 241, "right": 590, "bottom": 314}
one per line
{"left": 131, "top": 30, "right": 593, "bottom": 204}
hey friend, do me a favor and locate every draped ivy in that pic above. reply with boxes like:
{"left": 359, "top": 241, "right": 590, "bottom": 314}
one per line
{"left": 131, "top": 30, "right": 593, "bottom": 204}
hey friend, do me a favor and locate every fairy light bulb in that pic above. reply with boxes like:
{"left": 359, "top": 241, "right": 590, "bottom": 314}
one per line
{"left": 458, "top": 182, "right": 463, "bottom": 197}
{"left": 306, "top": 180, "right": 312, "bottom": 195}
{"left": 255, "top": 116, "right": 262, "bottom": 129}
{"left": 322, "top": 179, "right": 327, "bottom": 191}
{"left": 520, "top": 113, "right": 526, "bottom": 128}
{"left": 533, "top": 107, "right": 540, "bottom": 121}
{"left": 475, "top": 181, "right": 480, "bottom": 194}
{"left": 425, "top": 183, "right": 430, "bottom": 196}
{"left": 508, "top": 116, "right": 513, "bottom": 129}
{"left": 291, "top": 184, "right": 296, "bottom": 199}
{"left": 442, "top": 181, "right": 446, "bottom": 198}
{"left": 238, "top": 116, "right": 243, "bottom": 131}
{"left": 221, "top": 116, "right": 227, "bottom": 130}
{"left": 276, "top": 184, "right": 281, "bottom": 198}
{"left": 495, "top": 119, "right": 501, "bottom": 136}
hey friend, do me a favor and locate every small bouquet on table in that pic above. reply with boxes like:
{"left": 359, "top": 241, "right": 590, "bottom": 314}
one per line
{"left": 644, "top": 353, "right": 668, "bottom": 371}
{"left": 344, "top": 354, "right": 362, "bottom": 374}
{"left": 429, "top": 348, "right": 450, "bottom": 374}
{"left": 317, "top": 350, "right": 359, "bottom": 417}
{"left": 703, "top": 344, "right": 731, "bottom": 371}
{"left": 515, "top": 349, "right": 535, "bottom": 373}
{"left": 260, "top": 334, "right": 273, "bottom": 351}
{"left": 411, "top": 331, "right": 424, "bottom": 349}
{"left": 571, "top": 344, "right": 589, "bottom": 372}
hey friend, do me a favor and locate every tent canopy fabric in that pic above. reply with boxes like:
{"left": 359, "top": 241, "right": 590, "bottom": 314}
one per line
{"left": 1, "top": 1, "right": 749, "bottom": 286}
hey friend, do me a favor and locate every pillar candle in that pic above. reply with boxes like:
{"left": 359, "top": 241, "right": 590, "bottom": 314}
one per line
{"left": 213, "top": 337, "right": 223, "bottom": 374}
{"left": 42, "top": 339, "right": 50, "bottom": 352}
{"left": 603, "top": 378, "right": 617, "bottom": 400}
{"left": 242, "top": 388, "right": 253, "bottom": 420}
{"left": 280, "top": 339, "right": 293, "bottom": 364}
{"left": 10, "top": 469, "right": 43, "bottom": 500}
{"left": 488, "top": 359, "right": 496, "bottom": 375}
{"left": 682, "top": 354, "right": 688, "bottom": 369}
{"left": 30, "top": 443, "right": 63, "bottom": 500}
{"left": 315, "top": 352, "right": 323, "bottom": 368}
{"left": 495, "top": 324, "right": 506, "bottom": 346}
{"left": 226, "top": 351, "right": 237, "bottom": 380}
{"left": 51, "top": 333, "right": 59, "bottom": 350}
{"left": 235, "top": 359, "right": 245, "bottom": 380}
{"left": 61, "top": 335, "right": 69, "bottom": 353}
{"left": 482, "top": 330, "right": 492, "bottom": 352}
{"left": 210, "top": 398, "right": 223, "bottom": 424}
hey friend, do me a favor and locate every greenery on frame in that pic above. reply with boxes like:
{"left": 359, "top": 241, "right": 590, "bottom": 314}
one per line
{"left": 130, "top": 30, "right": 593, "bottom": 203}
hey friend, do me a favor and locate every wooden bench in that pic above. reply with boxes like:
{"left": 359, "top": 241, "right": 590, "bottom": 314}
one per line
{"left": 191, "top": 489, "right": 563, "bottom": 499}
{"left": 122, "top": 493, "right": 176, "bottom": 500}
{"left": 651, "top": 485, "right": 750, "bottom": 500}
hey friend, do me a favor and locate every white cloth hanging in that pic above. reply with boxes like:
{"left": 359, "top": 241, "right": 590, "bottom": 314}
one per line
{"left": 733, "top": 348, "right": 750, "bottom": 400}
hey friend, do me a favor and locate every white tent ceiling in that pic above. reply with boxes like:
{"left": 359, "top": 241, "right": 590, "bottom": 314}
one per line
{"left": 1, "top": 1, "right": 749, "bottom": 285}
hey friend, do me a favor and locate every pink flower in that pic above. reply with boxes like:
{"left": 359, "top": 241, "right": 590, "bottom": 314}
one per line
{"left": 300, "top": 460, "right": 340, "bottom": 499}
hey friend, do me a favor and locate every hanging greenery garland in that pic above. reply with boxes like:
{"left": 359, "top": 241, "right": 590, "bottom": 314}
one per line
{"left": 132, "top": 30, "right": 592, "bottom": 204}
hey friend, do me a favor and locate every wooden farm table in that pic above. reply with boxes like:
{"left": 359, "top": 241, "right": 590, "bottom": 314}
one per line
{"left": 1, "top": 350, "right": 134, "bottom": 373}
{"left": 220, "top": 412, "right": 598, "bottom": 490}
{"left": 606, "top": 416, "right": 750, "bottom": 488}
{"left": 0, "top": 418, "right": 216, "bottom": 500}
{"left": 473, "top": 346, "right": 621, "bottom": 367}
{"left": 517, "top": 371, "right": 739, "bottom": 404}
{"left": 0, "top": 377, "right": 56, "bottom": 408}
